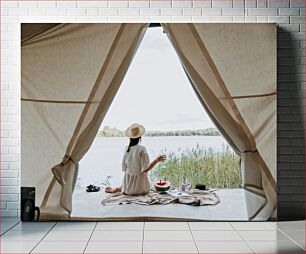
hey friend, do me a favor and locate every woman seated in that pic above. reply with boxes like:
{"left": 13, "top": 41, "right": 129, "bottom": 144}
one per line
{"left": 105, "top": 123, "right": 166, "bottom": 195}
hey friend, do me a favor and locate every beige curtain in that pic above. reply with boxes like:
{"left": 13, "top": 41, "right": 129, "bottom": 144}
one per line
{"left": 163, "top": 23, "right": 277, "bottom": 220}
{"left": 21, "top": 23, "right": 148, "bottom": 218}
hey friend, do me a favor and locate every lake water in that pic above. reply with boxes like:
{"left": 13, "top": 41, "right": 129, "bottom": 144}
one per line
{"left": 77, "top": 136, "right": 231, "bottom": 188}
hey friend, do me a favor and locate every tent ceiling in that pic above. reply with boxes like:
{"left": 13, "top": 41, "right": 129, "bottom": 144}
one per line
{"left": 21, "top": 23, "right": 162, "bottom": 41}
{"left": 21, "top": 23, "right": 60, "bottom": 41}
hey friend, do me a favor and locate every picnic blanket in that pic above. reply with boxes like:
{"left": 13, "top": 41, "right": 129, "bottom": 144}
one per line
{"left": 101, "top": 189, "right": 220, "bottom": 206}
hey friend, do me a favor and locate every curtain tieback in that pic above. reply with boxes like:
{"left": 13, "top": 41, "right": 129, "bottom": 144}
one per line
{"left": 243, "top": 149, "right": 258, "bottom": 153}
{"left": 61, "top": 154, "right": 75, "bottom": 166}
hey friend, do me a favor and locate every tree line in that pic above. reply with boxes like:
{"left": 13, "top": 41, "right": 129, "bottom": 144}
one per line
{"left": 98, "top": 126, "right": 221, "bottom": 137}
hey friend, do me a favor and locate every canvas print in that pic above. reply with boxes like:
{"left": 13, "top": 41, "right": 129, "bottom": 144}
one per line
{"left": 21, "top": 23, "right": 276, "bottom": 221}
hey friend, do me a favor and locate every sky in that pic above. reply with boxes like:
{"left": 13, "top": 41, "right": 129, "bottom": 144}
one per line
{"left": 100, "top": 27, "right": 214, "bottom": 132}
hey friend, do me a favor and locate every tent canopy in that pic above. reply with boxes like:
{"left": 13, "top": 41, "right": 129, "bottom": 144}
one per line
{"left": 21, "top": 23, "right": 276, "bottom": 220}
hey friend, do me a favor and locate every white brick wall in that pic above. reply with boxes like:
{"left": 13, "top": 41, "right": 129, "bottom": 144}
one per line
{"left": 1, "top": 0, "right": 305, "bottom": 218}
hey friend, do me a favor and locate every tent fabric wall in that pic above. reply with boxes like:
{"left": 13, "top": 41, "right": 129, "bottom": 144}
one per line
{"left": 163, "top": 23, "right": 276, "bottom": 220}
{"left": 22, "top": 23, "right": 276, "bottom": 220}
{"left": 21, "top": 23, "right": 148, "bottom": 217}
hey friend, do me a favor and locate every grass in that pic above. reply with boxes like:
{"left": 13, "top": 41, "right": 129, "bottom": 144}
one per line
{"left": 149, "top": 144, "right": 242, "bottom": 189}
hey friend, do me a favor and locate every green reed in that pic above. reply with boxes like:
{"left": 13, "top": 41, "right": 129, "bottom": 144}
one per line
{"left": 149, "top": 144, "right": 242, "bottom": 189}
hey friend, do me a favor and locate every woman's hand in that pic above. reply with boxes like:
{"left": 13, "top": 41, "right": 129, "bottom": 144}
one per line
{"left": 156, "top": 155, "right": 166, "bottom": 162}
{"left": 143, "top": 155, "right": 167, "bottom": 173}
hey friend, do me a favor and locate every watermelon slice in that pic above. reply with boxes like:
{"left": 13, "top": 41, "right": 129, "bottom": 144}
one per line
{"left": 154, "top": 180, "right": 171, "bottom": 192}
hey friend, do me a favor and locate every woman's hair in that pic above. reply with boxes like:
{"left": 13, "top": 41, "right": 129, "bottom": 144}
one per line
{"left": 127, "top": 137, "right": 141, "bottom": 152}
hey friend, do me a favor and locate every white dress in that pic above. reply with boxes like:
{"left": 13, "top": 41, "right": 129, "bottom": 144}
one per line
{"left": 121, "top": 144, "right": 151, "bottom": 195}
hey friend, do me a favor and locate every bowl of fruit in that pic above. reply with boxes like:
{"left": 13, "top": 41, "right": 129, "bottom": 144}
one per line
{"left": 154, "top": 180, "right": 171, "bottom": 192}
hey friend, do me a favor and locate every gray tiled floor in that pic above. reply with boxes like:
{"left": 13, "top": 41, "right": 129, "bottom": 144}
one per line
{"left": 0, "top": 219, "right": 304, "bottom": 253}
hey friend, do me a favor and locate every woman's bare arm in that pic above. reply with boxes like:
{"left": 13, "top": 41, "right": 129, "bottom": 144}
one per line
{"left": 143, "top": 155, "right": 166, "bottom": 173}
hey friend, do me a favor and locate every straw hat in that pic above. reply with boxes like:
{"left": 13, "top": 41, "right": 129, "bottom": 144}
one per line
{"left": 125, "top": 123, "right": 145, "bottom": 138}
